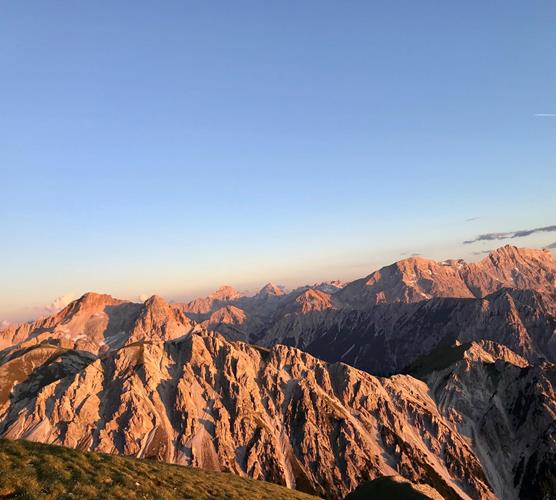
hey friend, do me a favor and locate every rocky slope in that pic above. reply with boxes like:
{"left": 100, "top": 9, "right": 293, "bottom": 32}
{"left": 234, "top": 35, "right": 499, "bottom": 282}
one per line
{"left": 0, "top": 330, "right": 494, "bottom": 499}
{"left": 406, "top": 340, "right": 556, "bottom": 500}
{"left": 336, "top": 245, "right": 555, "bottom": 307}
{"left": 0, "top": 244, "right": 554, "bottom": 499}
{"left": 183, "top": 286, "right": 243, "bottom": 319}
{"left": 254, "top": 287, "right": 556, "bottom": 375}
{"left": 0, "top": 293, "right": 199, "bottom": 355}
{"left": 175, "top": 246, "right": 556, "bottom": 361}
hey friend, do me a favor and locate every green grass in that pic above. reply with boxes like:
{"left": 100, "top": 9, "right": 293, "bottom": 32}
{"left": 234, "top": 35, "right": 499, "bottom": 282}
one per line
{"left": 0, "top": 439, "right": 319, "bottom": 500}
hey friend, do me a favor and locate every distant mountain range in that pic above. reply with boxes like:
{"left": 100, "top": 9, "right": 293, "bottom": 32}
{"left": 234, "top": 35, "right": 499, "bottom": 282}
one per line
{"left": 0, "top": 245, "right": 554, "bottom": 499}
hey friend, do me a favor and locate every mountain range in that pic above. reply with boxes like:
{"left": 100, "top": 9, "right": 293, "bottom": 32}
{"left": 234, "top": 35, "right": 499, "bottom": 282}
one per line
{"left": 0, "top": 245, "right": 555, "bottom": 499}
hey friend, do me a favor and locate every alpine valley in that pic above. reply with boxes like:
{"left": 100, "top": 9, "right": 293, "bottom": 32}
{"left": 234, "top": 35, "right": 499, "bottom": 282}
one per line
{"left": 1, "top": 245, "right": 555, "bottom": 499}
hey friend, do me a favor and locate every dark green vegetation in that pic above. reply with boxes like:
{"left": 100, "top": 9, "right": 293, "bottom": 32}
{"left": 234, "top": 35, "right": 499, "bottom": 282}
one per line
{"left": 402, "top": 342, "right": 471, "bottom": 379}
{"left": 0, "top": 439, "right": 318, "bottom": 499}
{"left": 344, "top": 476, "right": 436, "bottom": 500}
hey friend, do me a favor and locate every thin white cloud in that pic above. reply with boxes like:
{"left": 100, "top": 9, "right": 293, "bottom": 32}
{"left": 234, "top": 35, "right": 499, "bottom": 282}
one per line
{"left": 534, "top": 113, "right": 556, "bottom": 117}
{"left": 48, "top": 294, "right": 76, "bottom": 312}
{"left": 1, "top": 320, "right": 10, "bottom": 329}
{"left": 32, "top": 293, "right": 76, "bottom": 318}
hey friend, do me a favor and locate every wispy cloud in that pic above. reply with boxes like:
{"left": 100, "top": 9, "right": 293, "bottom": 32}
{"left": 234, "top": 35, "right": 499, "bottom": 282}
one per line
{"left": 546, "top": 242, "right": 556, "bottom": 249}
{"left": 47, "top": 294, "right": 76, "bottom": 313}
{"left": 472, "top": 250, "right": 492, "bottom": 256}
{"left": 31, "top": 293, "right": 76, "bottom": 318}
{"left": 535, "top": 113, "right": 556, "bottom": 117}
{"left": 465, "top": 217, "right": 480, "bottom": 222}
{"left": 0, "top": 320, "right": 10, "bottom": 329}
{"left": 464, "top": 224, "right": 556, "bottom": 244}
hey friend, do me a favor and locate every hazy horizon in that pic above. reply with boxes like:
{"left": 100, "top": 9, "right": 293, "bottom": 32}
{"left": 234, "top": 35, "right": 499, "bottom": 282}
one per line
{"left": 2, "top": 242, "right": 554, "bottom": 324}
{"left": 2, "top": 1, "right": 555, "bottom": 322}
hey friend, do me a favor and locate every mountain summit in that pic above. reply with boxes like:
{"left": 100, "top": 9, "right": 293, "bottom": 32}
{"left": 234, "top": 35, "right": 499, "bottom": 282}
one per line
{"left": 0, "top": 245, "right": 554, "bottom": 499}
{"left": 257, "top": 282, "right": 286, "bottom": 297}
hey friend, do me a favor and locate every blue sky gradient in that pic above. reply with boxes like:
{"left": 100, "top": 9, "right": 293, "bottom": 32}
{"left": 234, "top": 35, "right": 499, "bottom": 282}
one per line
{"left": 1, "top": 1, "right": 555, "bottom": 320}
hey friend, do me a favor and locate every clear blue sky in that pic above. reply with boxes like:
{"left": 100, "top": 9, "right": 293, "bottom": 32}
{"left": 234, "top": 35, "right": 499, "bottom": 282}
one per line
{"left": 1, "top": 1, "right": 555, "bottom": 321}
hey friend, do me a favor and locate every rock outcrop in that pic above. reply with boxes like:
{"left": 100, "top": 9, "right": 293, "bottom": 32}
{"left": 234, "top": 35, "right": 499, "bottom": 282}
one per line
{"left": 407, "top": 341, "right": 556, "bottom": 500}
{"left": 175, "top": 246, "right": 556, "bottom": 365}
{"left": 0, "top": 293, "right": 198, "bottom": 356}
{"left": 255, "top": 287, "right": 556, "bottom": 375}
{"left": 0, "top": 331, "right": 494, "bottom": 499}
{"left": 0, "top": 245, "right": 554, "bottom": 499}
{"left": 336, "top": 245, "right": 556, "bottom": 307}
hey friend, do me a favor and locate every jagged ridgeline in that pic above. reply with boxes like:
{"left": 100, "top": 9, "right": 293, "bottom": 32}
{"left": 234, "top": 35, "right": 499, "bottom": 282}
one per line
{"left": 0, "top": 245, "right": 555, "bottom": 499}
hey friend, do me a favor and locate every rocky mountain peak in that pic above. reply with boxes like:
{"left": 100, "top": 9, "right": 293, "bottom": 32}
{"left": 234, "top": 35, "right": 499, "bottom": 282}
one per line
{"left": 0, "top": 244, "right": 554, "bottom": 499}
{"left": 464, "top": 340, "right": 530, "bottom": 368}
{"left": 257, "top": 282, "right": 285, "bottom": 297}
{"left": 210, "top": 285, "right": 242, "bottom": 301}
{"left": 61, "top": 292, "right": 122, "bottom": 316}
{"left": 142, "top": 294, "right": 170, "bottom": 310}
{"left": 208, "top": 305, "right": 247, "bottom": 326}
{"left": 313, "top": 280, "right": 346, "bottom": 294}
{"left": 484, "top": 244, "right": 553, "bottom": 265}
{"left": 336, "top": 245, "right": 556, "bottom": 308}
{"left": 0, "top": 330, "right": 495, "bottom": 499}
{"left": 293, "top": 288, "right": 335, "bottom": 313}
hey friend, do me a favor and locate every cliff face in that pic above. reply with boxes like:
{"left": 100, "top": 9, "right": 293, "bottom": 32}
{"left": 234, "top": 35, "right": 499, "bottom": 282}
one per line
{"left": 0, "top": 245, "right": 554, "bottom": 499}
{"left": 0, "top": 293, "right": 198, "bottom": 355}
{"left": 174, "top": 246, "right": 556, "bottom": 347}
{"left": 255, "top": 287, "right": 556, "bottom": 375}
{"left": 408, "top": 341, "right": 556, "bottom": 500}
{"left": 174, "top": 246, "right": 556, "bottom": 375}
{"left": 336, "top": 245, "right": 556, "bottom": 307}
{"left": 0, "top": 331, "right": 493, "bottom": 499}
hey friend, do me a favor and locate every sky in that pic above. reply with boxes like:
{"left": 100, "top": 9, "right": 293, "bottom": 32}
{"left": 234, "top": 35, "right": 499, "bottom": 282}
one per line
{"left": 1, "top": 1, "right": 555, "bottom": 322}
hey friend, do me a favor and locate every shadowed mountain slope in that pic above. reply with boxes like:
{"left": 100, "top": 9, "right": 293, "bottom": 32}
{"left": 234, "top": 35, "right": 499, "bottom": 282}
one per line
{"left": 345, "top": 475, "right": 443, "bottom": 500}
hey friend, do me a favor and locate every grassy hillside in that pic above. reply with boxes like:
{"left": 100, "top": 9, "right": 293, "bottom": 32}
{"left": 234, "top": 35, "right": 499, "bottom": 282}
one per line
{"left": 0, "top": 439, "right": 319, "bottom": 499}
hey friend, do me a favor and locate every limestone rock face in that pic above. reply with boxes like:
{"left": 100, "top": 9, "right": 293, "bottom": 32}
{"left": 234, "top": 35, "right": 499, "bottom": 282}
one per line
{"left": 0, "top": 331, "right": 493, "bottom": 499}
{"left": 0, "top": 293, "right": 126, "bottom": 351}
{"left": 173, "top": 246, "right": 556, "bottom": 365}
{"left": 337, "top": 245, "right": 556, "bottom": 307}
{"left": 205, "top": 305, "right": 247, "bottom": 328}
{"left": 257, "top": 282, "right": 286, "bottom": 297}
{"left": 255, "top": 287, "right": 556, "bottom": 375}
{"left": 0, "top": 293, "right": 197, "bottom": 356}
{"left": 408, "top": 341, "right": 556, "bottom": 500}
{"left": 0, "top": 245, "right": 554, "bottom": 499}
{"left": 288, "top": 289, "right": 336, "bottom": 314}
{"left": 184, "top": 286, "right": 243, "bottom": 317}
